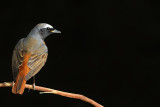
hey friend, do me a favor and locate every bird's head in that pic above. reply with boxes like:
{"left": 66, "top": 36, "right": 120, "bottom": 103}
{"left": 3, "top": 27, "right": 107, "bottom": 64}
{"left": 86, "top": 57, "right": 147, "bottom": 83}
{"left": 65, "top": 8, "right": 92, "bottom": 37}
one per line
{"left": 34, "top": 23, "right": 61, "bottom": 39}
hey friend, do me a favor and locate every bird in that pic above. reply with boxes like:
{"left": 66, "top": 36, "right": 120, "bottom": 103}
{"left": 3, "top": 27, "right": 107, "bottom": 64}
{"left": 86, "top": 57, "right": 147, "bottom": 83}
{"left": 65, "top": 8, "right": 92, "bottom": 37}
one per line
{"left": 12, "top": 23, "right": 61, "bottom": 94}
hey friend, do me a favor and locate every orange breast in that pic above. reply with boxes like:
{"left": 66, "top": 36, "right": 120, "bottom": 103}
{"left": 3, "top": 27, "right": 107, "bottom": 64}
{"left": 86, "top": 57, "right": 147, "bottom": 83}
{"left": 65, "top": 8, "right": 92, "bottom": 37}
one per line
{"left": 43, "top": 40, "right": 46, "bottom": 45}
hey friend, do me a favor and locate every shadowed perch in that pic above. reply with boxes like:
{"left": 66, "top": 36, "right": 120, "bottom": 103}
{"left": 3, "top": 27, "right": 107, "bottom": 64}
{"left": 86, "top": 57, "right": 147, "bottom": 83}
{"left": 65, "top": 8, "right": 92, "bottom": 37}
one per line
{"left": 0, "top": 82, "right": 103, "bottom": 107}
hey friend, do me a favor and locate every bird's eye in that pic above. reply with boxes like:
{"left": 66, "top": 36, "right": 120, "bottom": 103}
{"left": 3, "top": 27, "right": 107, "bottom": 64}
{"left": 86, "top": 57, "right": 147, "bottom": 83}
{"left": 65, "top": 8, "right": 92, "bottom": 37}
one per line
{"left": 47, "top": 27, "right": 50, "bottom": 31}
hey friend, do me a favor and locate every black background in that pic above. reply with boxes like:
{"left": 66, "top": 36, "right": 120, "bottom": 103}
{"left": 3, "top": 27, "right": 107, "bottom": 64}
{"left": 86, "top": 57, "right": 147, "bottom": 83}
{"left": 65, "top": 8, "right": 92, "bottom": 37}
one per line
{"left": 0, "top": 0, "right": 160, "bottom": 107}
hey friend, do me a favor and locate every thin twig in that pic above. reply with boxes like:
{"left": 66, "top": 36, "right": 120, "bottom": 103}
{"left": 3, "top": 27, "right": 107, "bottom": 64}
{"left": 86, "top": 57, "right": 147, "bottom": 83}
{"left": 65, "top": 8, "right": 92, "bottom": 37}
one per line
{"left": 0, "top": 82, "right": 103, "bottom": 107}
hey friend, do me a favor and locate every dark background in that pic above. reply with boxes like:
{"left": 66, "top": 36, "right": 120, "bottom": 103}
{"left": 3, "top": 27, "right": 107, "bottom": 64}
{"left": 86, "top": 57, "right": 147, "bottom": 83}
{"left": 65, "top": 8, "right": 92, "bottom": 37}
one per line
{"left": 0, "top": 0, "right": 160, "bottom": 107}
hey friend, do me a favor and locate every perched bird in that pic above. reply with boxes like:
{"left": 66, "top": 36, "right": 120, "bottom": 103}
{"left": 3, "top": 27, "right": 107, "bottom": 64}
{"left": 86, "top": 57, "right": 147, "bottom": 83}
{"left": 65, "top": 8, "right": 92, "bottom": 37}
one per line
{"left": 12, "top": 23, "right": 61, "bottom": 94}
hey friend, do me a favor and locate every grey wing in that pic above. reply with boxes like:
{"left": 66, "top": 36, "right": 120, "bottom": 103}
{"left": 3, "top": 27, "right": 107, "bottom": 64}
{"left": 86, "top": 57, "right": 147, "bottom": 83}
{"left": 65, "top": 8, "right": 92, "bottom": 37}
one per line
{"left": 25, "top": 53, "right": 48, "bottom": 81}
{"left": 12, "top": 38, "right": 24, "bottom": 81}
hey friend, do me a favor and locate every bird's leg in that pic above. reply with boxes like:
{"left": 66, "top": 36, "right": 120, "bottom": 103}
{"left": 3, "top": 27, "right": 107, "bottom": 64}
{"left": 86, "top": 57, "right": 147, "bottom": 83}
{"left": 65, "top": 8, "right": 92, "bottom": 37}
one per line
{"left": 32, "top": 76, "right": 36, "bottom": 90}
{"left": 12, "top": 81, "right": 14, "bottom": 87}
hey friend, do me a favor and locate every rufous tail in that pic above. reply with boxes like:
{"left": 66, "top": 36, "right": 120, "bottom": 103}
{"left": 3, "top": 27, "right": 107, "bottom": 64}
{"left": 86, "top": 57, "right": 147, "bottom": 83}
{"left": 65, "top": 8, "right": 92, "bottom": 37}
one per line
{"left": 12, "top": 53, "right": 31, "bottom": 94}
{"left": 12, "top": 75, "right": 26, "bottom": 94}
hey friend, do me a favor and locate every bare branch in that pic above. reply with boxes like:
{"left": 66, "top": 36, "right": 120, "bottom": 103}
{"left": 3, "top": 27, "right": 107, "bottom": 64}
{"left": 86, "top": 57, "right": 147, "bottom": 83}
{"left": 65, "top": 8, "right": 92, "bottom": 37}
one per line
{"left": 0, "top": 82, "right": 103, "bottom": 107}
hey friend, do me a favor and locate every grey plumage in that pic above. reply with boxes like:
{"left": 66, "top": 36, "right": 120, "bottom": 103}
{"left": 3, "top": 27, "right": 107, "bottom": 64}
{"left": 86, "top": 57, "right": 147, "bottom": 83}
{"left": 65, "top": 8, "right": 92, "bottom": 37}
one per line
{"left": 12, "top": 23, "right": 61, "bottom": 82}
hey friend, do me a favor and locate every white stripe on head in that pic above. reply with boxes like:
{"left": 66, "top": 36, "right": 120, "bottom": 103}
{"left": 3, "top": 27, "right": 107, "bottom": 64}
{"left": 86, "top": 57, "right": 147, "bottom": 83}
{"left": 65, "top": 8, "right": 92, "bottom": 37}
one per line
{"left": 36, "top": 23, "right": 53, "bottom": 30}
{"left": 44, "top": 24, "right": 53, "bottom": 28}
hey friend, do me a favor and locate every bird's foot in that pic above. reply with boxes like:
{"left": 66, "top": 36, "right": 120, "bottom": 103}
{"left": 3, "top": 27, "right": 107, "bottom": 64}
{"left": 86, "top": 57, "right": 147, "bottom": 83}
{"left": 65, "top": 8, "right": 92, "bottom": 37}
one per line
{"left": 12, "top": 81, "right": 14, "bottom": 87}
{"left": 32, "top": 83, "right": 36, "bottom": 90}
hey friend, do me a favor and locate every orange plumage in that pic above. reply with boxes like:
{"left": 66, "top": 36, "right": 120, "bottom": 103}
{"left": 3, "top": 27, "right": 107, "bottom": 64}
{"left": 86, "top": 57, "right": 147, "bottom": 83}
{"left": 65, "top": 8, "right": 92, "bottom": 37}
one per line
{"left": 12, "top": 53, "right": 31, "bottom": 94}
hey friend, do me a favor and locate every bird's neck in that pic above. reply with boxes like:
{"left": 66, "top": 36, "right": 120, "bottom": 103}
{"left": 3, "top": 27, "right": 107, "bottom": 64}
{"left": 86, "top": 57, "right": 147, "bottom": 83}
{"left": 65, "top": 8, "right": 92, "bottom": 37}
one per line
{"left": 27, "top": 29, "right": 44, "bottom": 40}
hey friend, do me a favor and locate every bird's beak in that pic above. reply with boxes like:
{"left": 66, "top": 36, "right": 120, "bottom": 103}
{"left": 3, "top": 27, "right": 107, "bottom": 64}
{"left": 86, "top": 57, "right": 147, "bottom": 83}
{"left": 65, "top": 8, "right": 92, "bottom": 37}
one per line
{"left": 50, "top": 29, "right": 61, "bottom": 33}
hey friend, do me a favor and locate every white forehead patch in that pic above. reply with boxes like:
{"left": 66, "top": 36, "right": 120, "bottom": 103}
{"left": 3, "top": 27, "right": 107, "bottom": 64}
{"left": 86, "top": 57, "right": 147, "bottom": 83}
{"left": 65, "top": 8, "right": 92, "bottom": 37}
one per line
{"left": 44, "top": 24, "right": 53, "bottom": 28}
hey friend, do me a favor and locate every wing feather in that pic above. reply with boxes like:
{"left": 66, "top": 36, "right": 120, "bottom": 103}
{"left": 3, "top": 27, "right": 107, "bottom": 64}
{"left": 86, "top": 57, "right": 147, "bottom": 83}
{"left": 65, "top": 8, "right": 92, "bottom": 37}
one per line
{"left": 12, "top": 38, "right": 24, "bottom": 81}
{"left": 25, "top": 53, "right": 48, "bottom": 81}
{"left": 12, "top": 38, "right": 48, "bottom": 82}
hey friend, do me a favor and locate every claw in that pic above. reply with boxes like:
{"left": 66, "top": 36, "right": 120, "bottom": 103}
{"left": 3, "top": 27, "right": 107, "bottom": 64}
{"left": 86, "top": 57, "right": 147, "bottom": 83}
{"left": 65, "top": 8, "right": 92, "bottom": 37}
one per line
{"left": 32, "top": 83, "right": 35, "bottom": 90}
{"left": 32, "top": 76, "right": 36, "bottom": 90}
{"left": 12, "top": 81, "right": 14, "bottom": 87}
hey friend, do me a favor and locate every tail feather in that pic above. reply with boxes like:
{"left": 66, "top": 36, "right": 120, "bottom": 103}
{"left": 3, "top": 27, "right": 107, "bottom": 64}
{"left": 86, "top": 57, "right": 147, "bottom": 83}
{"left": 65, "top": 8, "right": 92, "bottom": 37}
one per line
{"left": 12, "top": 53, "right": 31, "bottom": 94}
{"left": 12, "top": 75, "right": 26, "bottom": 94}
